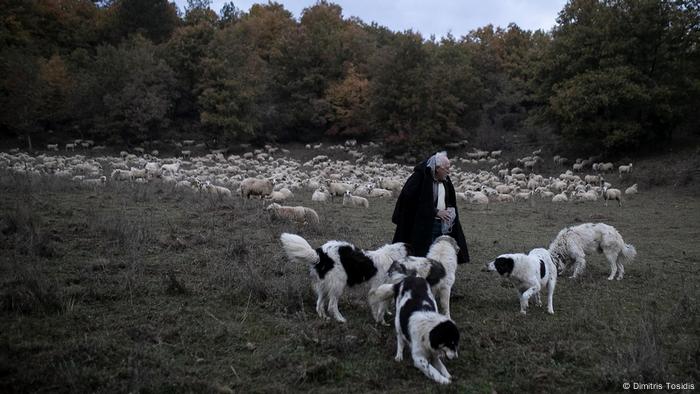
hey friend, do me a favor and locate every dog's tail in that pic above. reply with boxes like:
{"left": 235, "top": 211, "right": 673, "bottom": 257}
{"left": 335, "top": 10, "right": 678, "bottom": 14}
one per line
{"left": 619, "top": 243, "right": 637, "bottom": 264}
{"left": 280, "top": 233, "right": 319, "bottom": 266}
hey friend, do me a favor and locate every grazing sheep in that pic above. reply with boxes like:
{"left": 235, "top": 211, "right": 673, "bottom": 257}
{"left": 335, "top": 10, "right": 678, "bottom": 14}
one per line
{"left": 46, "top": 144, "right": 58, "bottom": 151}
{"left": 82, "top": 176, "right": 106, "bottom": 186}
{"left": 240, "top": 178, "right": 273, "bottom": 199}
{"left": 625, "top": 184, "right": 638, "bottom": 195}
{"left": 266, "top": 203, "right": 320, "bottom": 225}
{"left": 603, "top": 187, "right": 623, "bottom": 207}
{"left": 311, "top": 187, "right": 330, "bottom": 202}
{"left": 343, "top": 191, "right": 369, "bottom": 208}
{"left": 65, "top": 143, "right": 75, "bottom": 151}
{"left": 160, "top": 160, "right": 181, "bottom": 177}
{"left": 129, "top": 167, "right": 147, "bottom": 180}
{"left": 552, "top": 192, "right": 568, "bottom": 202}
{"left": 369, "top": 187, "right": 393, "bottom": 198}
{"left": 619, "top": 163, "right": 633, "bottom": 177}
{"left": 328, "top": 182, "right": 354, "bottom": 197}
{"left": 181, "top": 150, "right": 191, "bottom": 159}
{"left": 202, "top": 181, "right": 232, "bottom": 198}
{"left": 267, "top": 191, "right": 289, "bottom": 202}
{"left": 111, "top": 169, "right": 131, "bottom": 181}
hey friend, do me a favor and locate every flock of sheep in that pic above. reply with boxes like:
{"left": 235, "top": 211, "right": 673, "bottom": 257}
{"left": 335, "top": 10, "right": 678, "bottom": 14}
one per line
{"left": 1, "top": 139, "right": 639, "bottom": 223}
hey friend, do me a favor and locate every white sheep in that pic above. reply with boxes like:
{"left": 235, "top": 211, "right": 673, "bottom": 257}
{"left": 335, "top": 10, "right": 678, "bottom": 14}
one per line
{"left": 328, "top": 182, "right": 353, "bottom": 197}
{"left": 267, "top": 191, "right": 289, "bottom": 202}
{"left": 311, "top": 187, "right": 330, "bottom": 202}
{"left": 266, "top": 203, "right": 320, "bottom": 225}
{"left": 202, "top": 181, "right": 232, "bottom": 198}
{"left": 342, "top": 191, "right": 369, "bottom": 208}
{"left": 603, "top": 187, "right": 623, "bottom": 207}
{"left": 129, "top": 167, "right": 147, "bottom": 180}
{"left": 625, "top": 184, "right": 638, "bottom": 195}
{"left": 160, "top": 160, "right": 181, "bottom": 177}
{"left": 240, "top": 178, "right": 273, "bottom": 199}
{"left": 111, "top": 169, "right": 131, "bottom": 181}
{"left": 369, "top": 187, "right": 393, "bottom": 198}
{"left": 46, "top": 144, "right": 58, "bottom": 151}
{"left": 619, "top": 163, "right": 633, "bottom": 177}
{"left": 552, "top": 192, "right": 568, "bottom": 202}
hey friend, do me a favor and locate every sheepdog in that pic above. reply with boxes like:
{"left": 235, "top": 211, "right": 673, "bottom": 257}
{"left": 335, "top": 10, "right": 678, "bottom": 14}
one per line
{"left": 373, "top": 275, "right": 459, "bottom": 384}
{"left": 549, "top": 223, "right": 637, "bottom": 280}
{"left": 484, "top": 248, "right": 557, "bottom": 315}
{"left": 381, "top": 235, "right": 460, "bottom": 319}
{"left": 279, "top": 233, "right": 410, "bottom": 323}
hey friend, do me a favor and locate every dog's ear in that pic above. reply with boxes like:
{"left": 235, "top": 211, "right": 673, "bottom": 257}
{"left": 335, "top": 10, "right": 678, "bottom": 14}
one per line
{"left": 494, "top": 257, "right": 514, "bottom": 276}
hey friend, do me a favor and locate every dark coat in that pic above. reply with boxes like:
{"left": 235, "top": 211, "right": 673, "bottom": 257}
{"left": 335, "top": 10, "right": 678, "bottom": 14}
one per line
{"left": 392, "top": 160, "right": 470, "bottom": 264}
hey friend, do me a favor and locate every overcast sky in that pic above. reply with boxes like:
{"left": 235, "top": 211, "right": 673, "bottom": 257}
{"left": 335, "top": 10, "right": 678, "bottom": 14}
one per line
{"left": 174, "top": 0, "right": 568, "bottom": 38}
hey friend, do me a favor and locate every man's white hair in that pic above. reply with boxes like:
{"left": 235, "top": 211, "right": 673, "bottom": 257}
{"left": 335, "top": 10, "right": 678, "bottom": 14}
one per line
{"left": 435, "top": 151, "right": 449, "bottom": 167}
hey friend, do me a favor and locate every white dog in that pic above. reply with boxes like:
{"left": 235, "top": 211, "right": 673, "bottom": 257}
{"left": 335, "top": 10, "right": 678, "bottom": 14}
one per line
{"left": 382, "top": 235, "right": 460, "bottom": 319}
{"left": 373, "top": 275, "right": 459, "bottom": 384}
{"left": 279, "top": 233, "right": 410, "bottom": 323}
{"left": 548, "top": 223, "right": 637, "bottom": 280}
{"left": 485, "top": 248, "right": 557, "bottom": 315}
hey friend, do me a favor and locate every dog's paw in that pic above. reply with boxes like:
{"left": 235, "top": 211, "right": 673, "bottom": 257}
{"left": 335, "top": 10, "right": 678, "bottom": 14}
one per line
{"left": 394, "top": 354, "right": 403, "bottom": 362}
{"left": 547, "top": 309, "right": 554, "bottom": 314}
{"left": 519, "top": 310, "right": 527, "bottom": 315}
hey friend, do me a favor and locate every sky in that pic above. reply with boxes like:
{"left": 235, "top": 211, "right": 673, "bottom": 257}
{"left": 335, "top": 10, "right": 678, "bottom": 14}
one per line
{"left": 174, "top": 0, "right": 569, "bottom": 38}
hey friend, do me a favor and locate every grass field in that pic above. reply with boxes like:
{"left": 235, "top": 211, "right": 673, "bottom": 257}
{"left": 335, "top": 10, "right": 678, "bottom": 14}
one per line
{"left": 0, "top": 155, "right": 698, "bottom": 393}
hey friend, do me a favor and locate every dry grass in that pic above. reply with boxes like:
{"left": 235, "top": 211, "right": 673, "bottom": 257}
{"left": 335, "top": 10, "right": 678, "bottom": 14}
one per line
{"left": 0, "top": 155, "right": 698, "bottom": 393}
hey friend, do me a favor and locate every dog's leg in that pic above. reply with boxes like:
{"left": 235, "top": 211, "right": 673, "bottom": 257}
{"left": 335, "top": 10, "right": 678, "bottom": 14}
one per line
{"left": 328, "top": 295, "right": 346, "bottom": 323}
{"left": 395, "top": 333, "right": 405, "bottom": 362}
{"left": 546, "top": 278, "right": 556, "bottom": 314}
{"left": 313, "top": 284, "right": 329, "bottom": 320}
{"left": 534, "top": 291, "right": 543, "bottom": 307}
{"left": 605, "top": 252, "right": 618, "bottom": 281}
{"left": 519, "top": 286, "right": 539, "bottom": 314}
{"left": 413, "top": 353, "right": 450, "bottom": 384}
{"left": 571, "top": 257, "right": 586, "bottom": 279}
{"left": 432, "top": 356, "right": 451, "bottom": 380}
{"left": 438, "top": 287, "right": 451, "bottom": 318}
{"left": 616, "top": 259, "right": 625, "bottom": 280}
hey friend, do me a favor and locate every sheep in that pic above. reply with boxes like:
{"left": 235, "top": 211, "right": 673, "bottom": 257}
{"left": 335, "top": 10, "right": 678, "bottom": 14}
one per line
{"left": 129, "top": 167, "right": 147, "bottom": 181}
{"left": 368, "top": 187, "right": 393, "bottom": 198}
{"left": 328, "top": 182, "right": 353, "bottom": 197}
{"left": 603, "top": 187, "right": 623, "bottom": 207}
{"left": 342, "top": 191, "right": 369, "bottom": 208}
{"left": 599, "top": 162, "right": 614, "bottom": 173}
{"left": 311, "top": 187, "right": 330, "bottom": 202}
{"left": 377, "top": 177, "right": 402, "bottom": 191}
{"left": 465, "top": 191, "right": 489, "bottom": 205}
{"left": 267, "top": 191, "right": 289, "bottom": 202}
{"left": 552, "top": 192, "right": 568, "bottom": 202}
{"left": 46, "top": 144, "right": 58, "bottom": 151}
{"left": 111, "top": 169, "right": 131, "bottom": 181}
{"left": 202, "top": 181, "right": 232, "bottom": 198}
{"left": 496, "top": 193, "right": 514, "bottom": 202}
{"left": 625, "top": 184, "right": 638, "bottom": 195}
{"left": 181, "top": 150, "right": 191, "bottom": 160}
{"left": 240, "top": 178, "right": 273, "bottom": 199}
{"left": 266, "top": 203, "right": 320, "bottom": 225}
{"left": 65, "top": 143, "right": 75, "bottom": 151}
{"left": 82, "top": 176, "right": 106, "bottom": 186}
{"left": 619, "top": 163, "right": 633, "bottom": 177}
{"left": 160, "top": 161, "right": 181, "bottom": 177}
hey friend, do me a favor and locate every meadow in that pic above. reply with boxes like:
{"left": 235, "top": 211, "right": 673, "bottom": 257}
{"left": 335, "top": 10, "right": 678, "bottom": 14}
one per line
{"left": 0, "top": 152, "right": 698, "bottom": 393}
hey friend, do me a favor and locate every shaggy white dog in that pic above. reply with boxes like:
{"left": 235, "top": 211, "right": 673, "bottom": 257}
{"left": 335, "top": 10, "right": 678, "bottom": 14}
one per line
{"left": 380, "top": 236, "right": 460, "bottom": 319}
{"left": 548, "top": 223, "right": 637, "bottom": 280}
{"left": 373, "top": 275, "right": 459, "bottom": 384}
{"left": 279, "top": 233, "right": 410, "bottom": 323}
{"left": 484, "top": 248, "right": 557, "bottom": 314}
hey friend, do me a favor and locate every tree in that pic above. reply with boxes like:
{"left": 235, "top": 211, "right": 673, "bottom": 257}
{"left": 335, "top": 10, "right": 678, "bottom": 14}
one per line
{"left": 109, "top": 0, "right": 179, "bottom": 44}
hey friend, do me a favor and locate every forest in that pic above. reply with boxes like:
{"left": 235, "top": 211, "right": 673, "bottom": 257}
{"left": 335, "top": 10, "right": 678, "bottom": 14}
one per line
{"left": 0, "top": 0, "right": 698, "bottom": 155}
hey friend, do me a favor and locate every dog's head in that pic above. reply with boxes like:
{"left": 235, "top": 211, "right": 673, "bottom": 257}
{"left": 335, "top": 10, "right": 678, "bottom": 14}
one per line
{"left": 432, "top": 235, "right": 460, "bottom": 253}
{"left": 484, "top": 255, "right": 515, "bottom": 277}
{"left": 387, "top": 260, "right": 416, "bottom": 283}
{"left": 429, "top": 320, "right": 460, "bottom": 360}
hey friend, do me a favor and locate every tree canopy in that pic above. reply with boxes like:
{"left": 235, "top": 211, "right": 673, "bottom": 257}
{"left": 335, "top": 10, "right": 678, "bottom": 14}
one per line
{"left": 0, "top": 0, "right": 697, "bottom": 155}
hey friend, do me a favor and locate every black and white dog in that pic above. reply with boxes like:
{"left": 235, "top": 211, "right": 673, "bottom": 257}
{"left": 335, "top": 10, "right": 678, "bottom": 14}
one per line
{"left": 279, "top": 233, "right": 410, "bottom": 323}
{"left": 373, "top": 275, "right": 459, "bottom": 384}
{"left": 383, "top": 235, "right": 459, "bottom": 319}
{"left": 484, "top": 248, "right": 557, "bottom": 315}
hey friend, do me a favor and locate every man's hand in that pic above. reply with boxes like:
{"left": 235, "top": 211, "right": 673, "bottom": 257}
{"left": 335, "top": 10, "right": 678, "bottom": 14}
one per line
{"left": 436, "top": 209, "right": 450, "bottom": 221}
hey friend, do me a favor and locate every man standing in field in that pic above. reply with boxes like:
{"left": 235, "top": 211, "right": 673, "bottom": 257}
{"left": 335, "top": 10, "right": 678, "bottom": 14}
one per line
{"left": 391, "top": 151, "right": 470, "bottom": 264}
